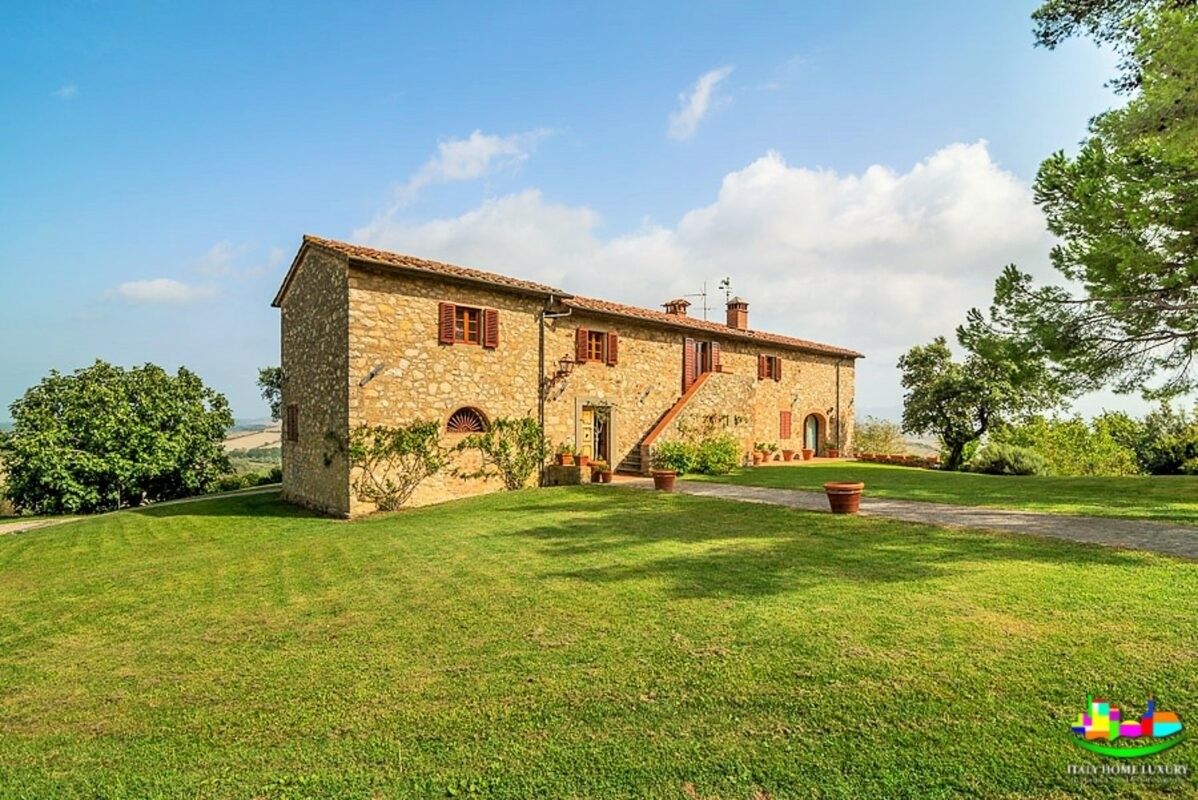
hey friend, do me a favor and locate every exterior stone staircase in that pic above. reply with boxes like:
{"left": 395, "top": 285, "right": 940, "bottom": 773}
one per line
{"left": 616, "top": 372, "right": 713, "bottom": 475}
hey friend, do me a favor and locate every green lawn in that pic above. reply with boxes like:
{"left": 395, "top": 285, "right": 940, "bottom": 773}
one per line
{"left": 1, "top": 488, "right": 1195, "bottom": 798}
{"left": 693, "top": 461, "right": 1198, "bottom": 524}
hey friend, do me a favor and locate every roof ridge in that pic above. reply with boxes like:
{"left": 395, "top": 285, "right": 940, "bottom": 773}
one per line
{"left": 283, "top": 235, "right": 862, "bottom": 359}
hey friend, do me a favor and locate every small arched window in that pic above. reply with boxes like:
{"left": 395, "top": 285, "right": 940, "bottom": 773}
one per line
{"left": 447, "top": 407, "right": 488, "bottom": 433}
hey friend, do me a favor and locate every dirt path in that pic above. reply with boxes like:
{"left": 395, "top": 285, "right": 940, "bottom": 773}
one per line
{"left": 617, "top": 478, "right": 1198, "bottom": 560}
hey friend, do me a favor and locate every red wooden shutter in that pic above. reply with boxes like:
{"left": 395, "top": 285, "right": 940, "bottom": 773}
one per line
{"left": 772, "top": 357, "right": 782, "bottom": 381}
{"left": 575, "top": 328, "right": 589, "bottom": 362}
{"left": 438, "top": 302, "right": 455, "bottom": 345}
{"left": 780, "top": 410, "right": 792, "bottom": 439}
{"left": 710, "top": 341, "right": 721, "bottom": 372}
{"left": 758, "top": 354, "right": 766, "bottom": 380}
{"left": 483, "top": 308, "right": 499, "bottom": 349}
{"left": 682, "top": 338, "right": 696, "bottom": 391}
{"left": 606, "top": 331, "right": 618, "bottom": 366}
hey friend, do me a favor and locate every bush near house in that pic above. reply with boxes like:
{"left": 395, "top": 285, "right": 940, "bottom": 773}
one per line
{"left": 348, "top": 421, "right": 447, "bottom": 511}
{"left": 455, "top": 416, "right": 546, "bottom": 490}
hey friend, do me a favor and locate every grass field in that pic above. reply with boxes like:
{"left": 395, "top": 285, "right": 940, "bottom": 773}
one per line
{"left": 694, "top": 461, "right": 1198, "bottom": 524}
{"left": 1, "top": 487, "right": 1195, "bottom": 798}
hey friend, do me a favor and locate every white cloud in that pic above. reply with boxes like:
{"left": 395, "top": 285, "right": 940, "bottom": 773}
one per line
{"left": 52, "top": 83, "right": 78, "bottom": 100}
{"left": 668, "top": 66, "right": 733, "bottom": 140}
{"left": 396, "top": 129, "right": 550, "bottom": 203}
{"left": 110, "top": 279, "right": 218, "bottom": 304}
{"left": 192, "top": 241, "right": 286, "bottom": 277}
{"left": 354, "top": 140, "right": 1052, "bottom": 416}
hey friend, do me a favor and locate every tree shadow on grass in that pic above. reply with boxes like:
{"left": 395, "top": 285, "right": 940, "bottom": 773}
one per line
{"left": 133, "top": 488, "right": 319, "bottom": 520}
{"left": 497, "top": 489, "right": 1142, "bottom": 599}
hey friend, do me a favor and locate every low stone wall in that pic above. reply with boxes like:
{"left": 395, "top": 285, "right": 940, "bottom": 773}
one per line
{"left": 855, "top": 452, "right": 940, "bottom": 469}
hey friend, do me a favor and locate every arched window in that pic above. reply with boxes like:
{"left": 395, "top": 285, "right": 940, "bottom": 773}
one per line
{"left": 446, "top": 407, "right": 488, "bottom": 433}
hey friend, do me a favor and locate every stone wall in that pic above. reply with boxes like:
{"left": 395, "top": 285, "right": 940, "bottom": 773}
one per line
{"left": 279, "top": 248, "right": 350, "bottom": 516}
{"left": 282, "top": 254, "right": 857, "bottom": 516}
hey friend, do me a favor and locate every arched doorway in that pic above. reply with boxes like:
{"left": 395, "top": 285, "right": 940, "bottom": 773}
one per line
{"left": 803, "top": 414, "right": 821, "bottom": 454}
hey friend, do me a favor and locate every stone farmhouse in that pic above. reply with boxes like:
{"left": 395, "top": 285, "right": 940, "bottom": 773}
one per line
{"left": 272, "top": 235, "right": 863, "bottom": 516}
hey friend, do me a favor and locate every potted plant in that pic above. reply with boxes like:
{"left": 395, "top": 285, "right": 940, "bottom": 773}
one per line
{"left": 752, "top": 441, "right": 769, "bottom": 465}
{"left": 650, "top": 446, "right": 686, "bottom": 491}
{"left": 801, "top": 446, "right": 815, "bottom": 461}
{"left": 576, "top": 449, "right": 591, "bottom": 468}
{"left": 765, "top": 443, "right": 779, "bottom": 462}
{"left": 590, "top": 460, "right": 612, "bottom": 483}
{"left": 824, "top": 439, "right": 840, "bottom": 458}
{"left": 824, "top": 481, "right": 864, "bottom": 514}
{"left": 781, "top": 448, "right": 796, "bottom": 462}
{"left": 555, "top": 443, "right": 575, "bottom": 466}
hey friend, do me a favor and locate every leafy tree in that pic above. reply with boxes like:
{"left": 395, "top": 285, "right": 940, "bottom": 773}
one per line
{"left": 4, "top": 361, "right": 233, "bottom": 514}
{"left": 257, "top": 366, "right": 284, "bottom": 421}
{"left": 455, "top": 417, "right": 546, "bottom": 490}
{"left": 348, "top": 421, "right": 447, "bottom": 511}
{"left": 988, "top": 2, "right": 1198, "bottom": 398}
{"left": 993, "top": 415, "right": 1140, "bottom": 475}
{"left": 898, "top": 319, "right": 1066, "bottom": 470}
{"left": 853, "top": 416, "right": 906, "bottom": 454}
{"left": 1032, "top": 0, "right": 1194, "bottom": 92}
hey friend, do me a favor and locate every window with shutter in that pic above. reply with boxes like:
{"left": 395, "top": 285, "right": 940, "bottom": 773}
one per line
{"left": 710, "top": 341, "right": 721, "bottom": 372}
{"left": 483, "top": 308, "right": 499, "bottom": 349}
{"left": 606, "top": 331, "right": 619, "bottom": 366}
{"left": 780, "top": 410, "right": 792, "bottom": 439}
{"left": 759, "top": 355, "right": 782, "bottom": 381}
{"left": 586, "top": 330, "right": 606, "bottom": 361}
{"left": 285, "top": 404, "right": 299, "bottom": 442}
{"left": 575, "top": 328, "right": 590, "bottom": 362}
{"left": 438, "top": 302, "right": 456, "bottom": 344}
{"left": 682, "top": 338, "right": 696, "bottom": 391}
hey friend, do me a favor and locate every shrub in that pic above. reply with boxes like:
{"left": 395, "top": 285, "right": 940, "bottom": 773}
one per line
{"left": 968, "top": 443, "right": 1050, "bottom": 476}
{"left": 267, "top": 466, "right": 283, "bottom": 484}
{"left": 455, "top": 417, "right": 546, "bottom": 491}
{"left": 211, "top": 474, "right": 248, "bottom": 493}
{"left": 993, "top": 415, "right": 1138, "bottom": 476}
{"left": 694, "top": 434, "right": 740, "bottom": 475}
{"left": 653, "top": 440, "right": 698, "bottom": 474}
{"left": 853, "top": 416, "right": 905, "bottom": 454}
{"left": 349, "top": 421, "right": 447, "bottom": 511}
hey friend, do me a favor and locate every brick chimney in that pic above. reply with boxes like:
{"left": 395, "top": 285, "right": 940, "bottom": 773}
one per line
{"left": 726, "top": 296, "right": 749, "bottom": 330}
{"left": 662, "top": 298, "right": 691, "bottom": 316}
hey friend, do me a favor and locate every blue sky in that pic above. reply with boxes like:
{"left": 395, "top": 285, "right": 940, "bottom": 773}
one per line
{"left": 1, "top": 1, "right": 1136, "bottom": 421}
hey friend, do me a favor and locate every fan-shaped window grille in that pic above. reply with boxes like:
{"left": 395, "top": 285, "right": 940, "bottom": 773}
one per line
{"left": 447, "top": 407, "right": 488, "bottom": 433}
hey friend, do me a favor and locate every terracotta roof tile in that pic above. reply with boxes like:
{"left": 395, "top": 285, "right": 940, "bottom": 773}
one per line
{"left": 277, "top": 236, "right": 862, "bottom": 359}
{"left": 304, "top": 234, "right": 567, "bottom": 296}
{"left": 566, "top": 295, "right": 863, "bottom": 359}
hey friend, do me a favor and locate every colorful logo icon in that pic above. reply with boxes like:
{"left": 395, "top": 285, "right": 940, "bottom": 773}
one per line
{"left": 1071, "top": 695, "right": 1185, "bottom": 758}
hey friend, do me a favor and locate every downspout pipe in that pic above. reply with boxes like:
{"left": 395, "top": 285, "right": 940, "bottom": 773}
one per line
{"left": 538, "top": 297, "right": 573, "bottom": 485}
{"left": 835, "top": 358, "right": 844, "bottom": 450}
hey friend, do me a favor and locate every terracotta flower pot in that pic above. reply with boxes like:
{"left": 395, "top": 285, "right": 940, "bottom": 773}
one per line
{"left": 558, "top": 453, "right": 575, "bottom": 466}
{"left": 598, "top": 470, "right": 613, "bottom": 484}
{"left": 651, "top": 469, "right": 677, "bottom": 491}
{"left": 802, "top": 448, "right": 814, "bottom": 461}
{"left": 752, "top": 452, "right": 764, "bottom": 465}
{"left": 577, "top": 454, "right": 590, "bottom": 468}
{"left": 824, "top": 482, "right": 864, "bottom": 514}
{"left": 826, "top": 448, "right": 840, "bottom": 458}
{"left": 782, "top": 449, "right": 795, "bottom": 462}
